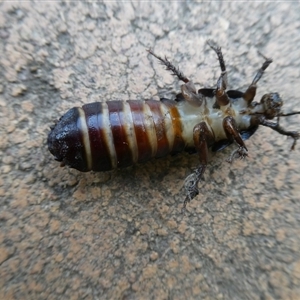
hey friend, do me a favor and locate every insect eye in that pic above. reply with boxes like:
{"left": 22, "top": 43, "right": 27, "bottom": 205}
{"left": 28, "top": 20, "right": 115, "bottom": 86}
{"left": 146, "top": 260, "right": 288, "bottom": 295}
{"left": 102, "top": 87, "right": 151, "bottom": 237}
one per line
{"left": 270, "top": 93, "right": 283, "bottom": 108}
{"left": 261, "top": 93, "right": 283, "bottom": 110}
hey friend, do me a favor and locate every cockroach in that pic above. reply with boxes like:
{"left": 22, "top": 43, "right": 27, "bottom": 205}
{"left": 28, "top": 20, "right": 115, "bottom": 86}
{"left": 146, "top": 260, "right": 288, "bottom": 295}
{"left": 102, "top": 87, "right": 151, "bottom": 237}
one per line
{"left": 48, "top": 40, "right": 300, "bottom": 209}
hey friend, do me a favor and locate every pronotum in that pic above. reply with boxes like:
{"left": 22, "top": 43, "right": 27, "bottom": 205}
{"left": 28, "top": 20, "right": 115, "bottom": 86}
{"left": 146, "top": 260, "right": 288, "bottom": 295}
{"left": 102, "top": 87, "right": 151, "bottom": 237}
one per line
{"left": 48, "top": 40, "right": 300, "bottom": 209}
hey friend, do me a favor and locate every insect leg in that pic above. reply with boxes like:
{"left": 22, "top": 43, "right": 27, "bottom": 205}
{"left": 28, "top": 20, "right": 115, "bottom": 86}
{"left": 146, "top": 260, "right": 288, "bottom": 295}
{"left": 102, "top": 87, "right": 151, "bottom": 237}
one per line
{"left": 183, "top": 122, "right": 215, "bottom": 210}
{"left": 180, "top": 81, "right": 204, "bottom": 107}
{"left": 148, "top": 49, "right": 204, "bottom": 107}
{"left": 207, "top": 40, "right": 230, "bottom": 108}
{"left": 223, "top": 116, "right": 248, "bottom": 163}
{"left": 147, "top": 49, "right": 189, "bottom": 83}
{"left": 207, "top": 40, "right": 227, "bottom": 84}
{"left": 259, "top": 117, "right": 299, "bottom": 150}
{"left": 243, "top": 54, "right": 273, "bottom": 105}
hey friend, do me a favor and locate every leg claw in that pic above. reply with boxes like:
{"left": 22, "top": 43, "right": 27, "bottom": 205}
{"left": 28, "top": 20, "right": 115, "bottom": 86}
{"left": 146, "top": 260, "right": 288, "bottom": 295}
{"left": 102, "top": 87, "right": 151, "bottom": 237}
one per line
{"left": 182, "top": 169, "right": 202, "bottom": 211}
{"left": 227, "top": 146, "right": 248, "bottom": 163}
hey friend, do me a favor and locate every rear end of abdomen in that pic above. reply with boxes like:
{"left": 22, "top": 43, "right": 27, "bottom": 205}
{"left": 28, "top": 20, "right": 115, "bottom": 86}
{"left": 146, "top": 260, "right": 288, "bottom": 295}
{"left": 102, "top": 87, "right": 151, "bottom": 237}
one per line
{"left": 81, "top": 100, "right": 185, "bottom": 171}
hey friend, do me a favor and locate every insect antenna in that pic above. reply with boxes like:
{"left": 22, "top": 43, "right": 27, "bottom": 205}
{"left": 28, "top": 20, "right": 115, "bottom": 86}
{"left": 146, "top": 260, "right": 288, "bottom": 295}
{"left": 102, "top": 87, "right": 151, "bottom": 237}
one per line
{"left": 279, "top": 111, "right": 300, "bottom": 117}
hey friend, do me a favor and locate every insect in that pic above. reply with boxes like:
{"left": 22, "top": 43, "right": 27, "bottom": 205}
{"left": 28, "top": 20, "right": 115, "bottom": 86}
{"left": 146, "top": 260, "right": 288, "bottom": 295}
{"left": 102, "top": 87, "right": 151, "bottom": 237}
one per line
{"left": 48, "top": 40, "right": 300, "bottom": 209}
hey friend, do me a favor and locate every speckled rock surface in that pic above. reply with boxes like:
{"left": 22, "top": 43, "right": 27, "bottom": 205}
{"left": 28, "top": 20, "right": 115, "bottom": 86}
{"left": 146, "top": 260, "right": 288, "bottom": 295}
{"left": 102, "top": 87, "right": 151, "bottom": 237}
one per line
{"left": 1, "top": 2, "right": 300, "bottom": 299}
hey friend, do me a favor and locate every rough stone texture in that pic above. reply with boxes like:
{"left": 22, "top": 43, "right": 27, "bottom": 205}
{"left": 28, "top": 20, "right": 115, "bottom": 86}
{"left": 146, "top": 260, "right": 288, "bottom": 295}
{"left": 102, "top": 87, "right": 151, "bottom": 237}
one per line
{"left": 1, "top": 2, "right": 300, "bottom": 299}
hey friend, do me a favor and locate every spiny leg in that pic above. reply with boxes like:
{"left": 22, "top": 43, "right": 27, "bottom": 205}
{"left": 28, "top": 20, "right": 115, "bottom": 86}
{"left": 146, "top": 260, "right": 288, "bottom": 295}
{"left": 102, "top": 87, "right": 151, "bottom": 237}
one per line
{"left": 207, "top": 40, "right": 230, "bottom": 108}
{"left": 207, "top": 40, "right": 227, "bottom": 84}
{"left": 147, "top": 49, "right": 203, "bottom": 107}
{"left": 243, "top": 53, "right": 273, "bottom": 105}
{"left": 223, "top": 116, "right": 248, "bottom": 163}
{"left": 147, "top": 49, "right": 189, "bottom": 83}
{"left": 183, "top": 122, "right": 215, "bottom": 211}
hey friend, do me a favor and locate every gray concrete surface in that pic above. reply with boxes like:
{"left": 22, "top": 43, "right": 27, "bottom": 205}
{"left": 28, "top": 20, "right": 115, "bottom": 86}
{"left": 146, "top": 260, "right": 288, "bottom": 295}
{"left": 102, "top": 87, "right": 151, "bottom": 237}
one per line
{"left": 1, "top": 1, "right": 300, "bottom": 299}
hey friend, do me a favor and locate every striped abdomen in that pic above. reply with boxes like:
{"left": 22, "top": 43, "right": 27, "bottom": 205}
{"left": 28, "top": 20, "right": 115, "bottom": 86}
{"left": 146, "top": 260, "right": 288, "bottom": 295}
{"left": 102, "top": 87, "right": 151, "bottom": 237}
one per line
{"left": 47, "top": 100, "right": 186, "bottom": 172}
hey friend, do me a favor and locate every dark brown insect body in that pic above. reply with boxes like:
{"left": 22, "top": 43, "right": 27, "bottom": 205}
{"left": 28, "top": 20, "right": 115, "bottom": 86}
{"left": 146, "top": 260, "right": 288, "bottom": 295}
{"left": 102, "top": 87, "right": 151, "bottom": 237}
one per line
{"left": 49, "top": 99, "right": 185, "bottom": 172}
{"left": 48, "top": 41, "right": 300, "bottom": 208}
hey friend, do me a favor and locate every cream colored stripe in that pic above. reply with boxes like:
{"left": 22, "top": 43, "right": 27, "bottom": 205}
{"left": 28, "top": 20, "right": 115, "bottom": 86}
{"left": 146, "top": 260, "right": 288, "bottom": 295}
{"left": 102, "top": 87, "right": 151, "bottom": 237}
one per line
{"left": 102, "top": 103, "right": 117, "bottom": 169}
{"left": 143, "top": 101, "right": 157, "bottom": 157}
{"left": 160, "top": 103, "right": 174, "bottom": 151}
{"left": 77, "top": 107, "right": 92, "bottom": 170}
{"left": 123, "top": 102, "right": 138, "bottom": 163}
